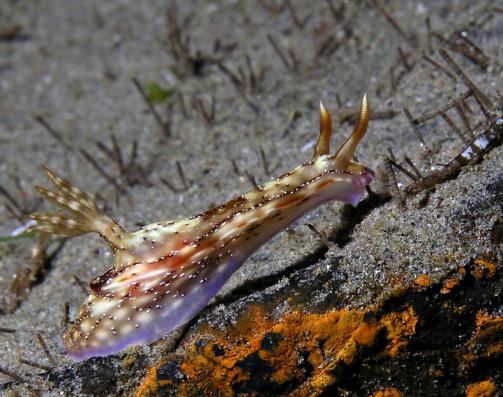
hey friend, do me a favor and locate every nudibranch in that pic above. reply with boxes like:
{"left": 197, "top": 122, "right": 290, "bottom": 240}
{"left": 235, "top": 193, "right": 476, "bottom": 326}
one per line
{"left": 29, "top": 95, "right": 374, "bottom": 360}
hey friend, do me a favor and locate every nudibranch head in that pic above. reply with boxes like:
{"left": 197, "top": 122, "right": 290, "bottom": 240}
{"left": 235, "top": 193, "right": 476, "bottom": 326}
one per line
{"left": 315, "top": 94, "right": 370, "bottom": 170}
{"left": 312, "top": 94, "right": 374, "bottom": 205}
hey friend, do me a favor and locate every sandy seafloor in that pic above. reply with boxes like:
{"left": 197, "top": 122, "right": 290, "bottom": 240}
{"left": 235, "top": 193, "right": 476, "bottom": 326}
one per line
{"left": 0, "top": 0, "right": 502, "bottom": 395}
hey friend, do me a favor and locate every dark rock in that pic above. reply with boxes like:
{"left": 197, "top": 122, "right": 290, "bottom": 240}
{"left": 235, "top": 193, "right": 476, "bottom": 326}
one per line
{"left": 157, "top": 360, "right": 185, "bottom": 382}
{"left": 260, "top": 332, "right": 283, "bottom": 351}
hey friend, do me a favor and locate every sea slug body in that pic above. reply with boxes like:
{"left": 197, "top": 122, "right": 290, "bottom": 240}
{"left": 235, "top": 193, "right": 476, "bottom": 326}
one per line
{"left": 29, "top": 96, "right": 374, "bottom": 360}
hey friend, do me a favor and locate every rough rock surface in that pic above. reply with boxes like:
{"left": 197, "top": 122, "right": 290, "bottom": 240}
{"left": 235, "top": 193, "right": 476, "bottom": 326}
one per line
{"left": 0, "top": 1, "right": 502, "bottom": 396}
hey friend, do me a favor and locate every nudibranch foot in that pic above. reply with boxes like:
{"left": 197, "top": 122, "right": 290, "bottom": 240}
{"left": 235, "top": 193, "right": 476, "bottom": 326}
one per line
{"left": 30, "top": 96, "right": 375, "bottom": 360}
